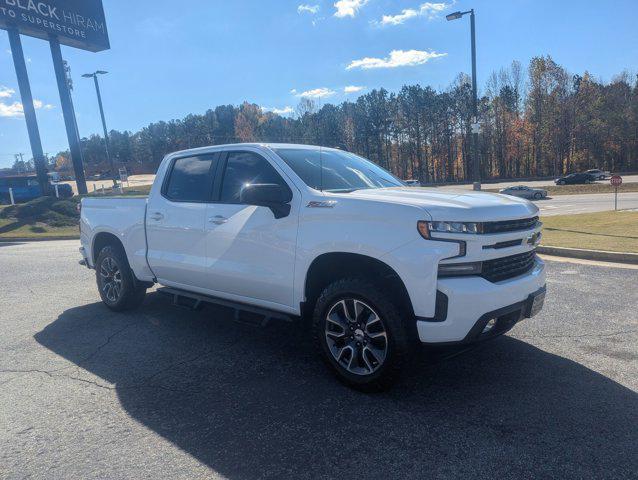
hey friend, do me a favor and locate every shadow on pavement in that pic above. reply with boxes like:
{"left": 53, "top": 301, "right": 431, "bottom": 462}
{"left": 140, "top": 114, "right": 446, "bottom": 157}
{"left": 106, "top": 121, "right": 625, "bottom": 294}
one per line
{"left": 35, "top": 292, "right": 637, "bottom": 479}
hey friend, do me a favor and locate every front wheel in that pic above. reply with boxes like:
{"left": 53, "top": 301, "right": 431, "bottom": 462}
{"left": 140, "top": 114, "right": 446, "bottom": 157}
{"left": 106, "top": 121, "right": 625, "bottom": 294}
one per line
{"left": 96, "top": 245, "right": 147, "bottom": 311}
{"left": 312, "top": 278, "right": 411, "bottom": 392}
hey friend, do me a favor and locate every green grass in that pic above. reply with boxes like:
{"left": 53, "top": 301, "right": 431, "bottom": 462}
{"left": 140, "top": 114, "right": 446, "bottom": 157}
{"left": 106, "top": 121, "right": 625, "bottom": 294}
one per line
{"left": 0, "top": 187, "right": 149, "bottom": 240}
{"left": 541, "top": 211, "right": 638, "bottom": 253}
{"left": 0, "top": 196, "right": 80, "bottom": 239}
{"left": 0, "top": 218, "right": 78, "bottom": 239}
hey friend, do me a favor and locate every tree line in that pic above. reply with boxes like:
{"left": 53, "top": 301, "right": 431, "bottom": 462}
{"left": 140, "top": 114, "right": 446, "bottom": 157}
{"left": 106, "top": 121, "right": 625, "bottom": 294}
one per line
{"left": 37, "top": 55, "right": 638, "bottom": 182}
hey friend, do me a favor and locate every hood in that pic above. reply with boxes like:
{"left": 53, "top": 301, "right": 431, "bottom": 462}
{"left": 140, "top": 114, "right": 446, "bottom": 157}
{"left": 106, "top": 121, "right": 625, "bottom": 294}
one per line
{"left": 342, "top": 187, "right": 539, "bottom": 222}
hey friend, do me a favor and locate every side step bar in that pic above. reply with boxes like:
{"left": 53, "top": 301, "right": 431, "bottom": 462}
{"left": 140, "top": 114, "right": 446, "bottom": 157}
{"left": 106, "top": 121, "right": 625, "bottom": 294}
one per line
{"left": 157, "top": 287, "right": 293, "bottom": 326}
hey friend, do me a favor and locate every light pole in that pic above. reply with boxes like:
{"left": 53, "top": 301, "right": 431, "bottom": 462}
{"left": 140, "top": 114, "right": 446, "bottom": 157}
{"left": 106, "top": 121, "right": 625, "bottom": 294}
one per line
{"left": 82, "top": 70, "right": 116, "bottom": 185}
{"left": 446, "top": 9, "right": 481, "bottom": 190}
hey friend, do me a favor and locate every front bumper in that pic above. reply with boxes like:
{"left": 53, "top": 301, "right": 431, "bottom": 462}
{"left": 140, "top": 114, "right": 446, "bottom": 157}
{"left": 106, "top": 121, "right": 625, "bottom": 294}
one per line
{"left": 416, "top": 258, "right": 546, "bottom": 344}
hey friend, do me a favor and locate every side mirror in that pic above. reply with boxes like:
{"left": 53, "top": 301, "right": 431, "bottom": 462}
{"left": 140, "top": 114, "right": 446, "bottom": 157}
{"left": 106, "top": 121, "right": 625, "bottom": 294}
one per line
{"left": 240, "top": 183, "right": 293, "bottom": 219}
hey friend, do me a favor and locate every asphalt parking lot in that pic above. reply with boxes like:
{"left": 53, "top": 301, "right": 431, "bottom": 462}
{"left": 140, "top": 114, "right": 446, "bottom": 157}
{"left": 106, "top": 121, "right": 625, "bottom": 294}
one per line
{"left": 1, "top": 241, "right": 637, "bottom": 479}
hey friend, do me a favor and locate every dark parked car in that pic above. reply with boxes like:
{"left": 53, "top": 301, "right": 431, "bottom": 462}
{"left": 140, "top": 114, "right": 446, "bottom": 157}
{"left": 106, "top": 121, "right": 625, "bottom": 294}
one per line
{"left": 554, "top": 173, "right": 593, "bottom": 185}
{"left": 0, "top": 175, "right": 73, "bottom": 203}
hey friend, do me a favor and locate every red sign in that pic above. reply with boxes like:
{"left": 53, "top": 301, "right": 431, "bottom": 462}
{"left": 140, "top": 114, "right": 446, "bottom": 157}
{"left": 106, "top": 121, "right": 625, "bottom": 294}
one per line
{"left": 610, "top": 175, "right": 623, "bottom": 187}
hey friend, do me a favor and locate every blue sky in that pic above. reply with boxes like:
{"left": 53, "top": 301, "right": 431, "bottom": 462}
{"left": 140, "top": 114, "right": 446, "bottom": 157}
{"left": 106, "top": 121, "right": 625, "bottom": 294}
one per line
{"left": 1, "top": 0, "right": 637, "bottom": 168}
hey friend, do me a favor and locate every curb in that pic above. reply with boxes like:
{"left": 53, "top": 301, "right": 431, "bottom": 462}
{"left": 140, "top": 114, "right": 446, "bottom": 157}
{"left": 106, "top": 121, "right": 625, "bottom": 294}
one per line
{"left": 0, "top": 236, "right": 79, "bottom": 242}
{"left": 538, "top": 245, "right": 638, "bottom": 264}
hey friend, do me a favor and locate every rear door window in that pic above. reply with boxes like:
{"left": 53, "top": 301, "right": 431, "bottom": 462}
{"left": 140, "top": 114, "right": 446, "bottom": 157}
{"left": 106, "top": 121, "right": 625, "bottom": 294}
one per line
{"left": 164, "top": 154, "right": 218, "bottom": 202}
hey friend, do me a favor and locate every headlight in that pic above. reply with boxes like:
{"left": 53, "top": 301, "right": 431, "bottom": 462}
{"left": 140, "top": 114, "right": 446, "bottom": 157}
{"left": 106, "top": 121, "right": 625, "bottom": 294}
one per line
{"left": 438, "top": 262, "right": 482, "bottom": 277}
{"left": 417, "top": 220, "right": 479, "bottom": 238}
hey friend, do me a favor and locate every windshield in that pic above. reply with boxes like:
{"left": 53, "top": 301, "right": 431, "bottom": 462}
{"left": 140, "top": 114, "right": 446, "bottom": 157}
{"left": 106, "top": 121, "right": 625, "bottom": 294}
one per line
{"left": 273, "top": 148, "right": 405, "bottom": 192}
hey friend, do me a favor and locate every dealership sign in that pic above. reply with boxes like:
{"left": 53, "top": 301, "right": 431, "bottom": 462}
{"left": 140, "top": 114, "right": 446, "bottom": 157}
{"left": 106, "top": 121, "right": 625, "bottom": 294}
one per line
{"left": 0, "top": 0, "right": 109, "bottom": 52}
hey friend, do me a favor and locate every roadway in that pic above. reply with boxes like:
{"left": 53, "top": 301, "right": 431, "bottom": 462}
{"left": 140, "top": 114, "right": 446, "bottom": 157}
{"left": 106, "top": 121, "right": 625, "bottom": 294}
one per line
{"left": 429, "top": 189, "right": 638, "bottom": 216}
{"left": 1, "top": 240, "right": 636, "bottom": 479}
{"left": 435, "top": 174, "right": 638, "bottom": 190}
{"left": 534, "top": 192, "right": 637, "bottom": 216}
{"left": 433, "top": 187, "right": 638, "bottom": 215}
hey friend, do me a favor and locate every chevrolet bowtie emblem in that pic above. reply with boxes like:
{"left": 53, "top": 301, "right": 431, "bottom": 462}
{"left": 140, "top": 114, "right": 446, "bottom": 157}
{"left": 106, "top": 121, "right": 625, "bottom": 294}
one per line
{"left": 526, "top": 232, "right": 542, "bottom": 246}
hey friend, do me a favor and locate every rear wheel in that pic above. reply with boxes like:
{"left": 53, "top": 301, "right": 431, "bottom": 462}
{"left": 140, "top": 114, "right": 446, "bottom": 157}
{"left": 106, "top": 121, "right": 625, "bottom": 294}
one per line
{"left": 312, "top": 278, "right": 411, "bottom": 392}
{"left": 533, "top": 192, "right": 543, "bottom": 200}
{"left": 96, "top": 245, "right": 146, "bottom": 311}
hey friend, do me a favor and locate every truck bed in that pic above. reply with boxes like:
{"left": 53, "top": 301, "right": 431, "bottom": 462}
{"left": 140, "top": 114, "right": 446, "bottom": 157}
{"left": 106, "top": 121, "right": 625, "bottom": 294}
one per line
{"left": 80, "top": 197, "right": 151, "bottom": 279}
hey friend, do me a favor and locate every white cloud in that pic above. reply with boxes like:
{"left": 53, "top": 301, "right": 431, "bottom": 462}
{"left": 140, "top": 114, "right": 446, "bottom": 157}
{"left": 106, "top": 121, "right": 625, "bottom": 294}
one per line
{"left": 380, "top": 9, "right": 419, "bottom": 25}
{"left": 295, "top": 87, "right": 337, "bottom": 98}
{"left": 0, "top": 86, "right": 15, "bottom": 98}
{"left": 379, "top": 2, "right": 449, "bottom": 26}
{"left": 344, "top": 85, "right": 366, "bottom": 94}
{"left": 298, "top": 4, "right": 320, "bottom": 14}
{"left": 334, "top": 0, "right": 369, "bottom": 18}
{"left": 263, "top": 106, "right": 294, "bottom": 116}
{"left": 0, "top": 102, "right": 23, "bottom": 117}
{"left": 346, "top": 49, "right": 446, "bottom": 70}
{"left": 0, "top": 98, "right": 54, "bottom": 117}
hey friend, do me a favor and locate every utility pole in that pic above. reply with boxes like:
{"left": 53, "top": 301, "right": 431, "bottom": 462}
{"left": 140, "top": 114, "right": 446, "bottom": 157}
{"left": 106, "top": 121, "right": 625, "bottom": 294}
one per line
{"left": 447, "top": 8, "right": 481, "bottom": 190}
{"left": 82, "top": 71, "right": 116, "bottom": 185}
{"left": 470, "top": 9, "right": 480, "bottom": 191}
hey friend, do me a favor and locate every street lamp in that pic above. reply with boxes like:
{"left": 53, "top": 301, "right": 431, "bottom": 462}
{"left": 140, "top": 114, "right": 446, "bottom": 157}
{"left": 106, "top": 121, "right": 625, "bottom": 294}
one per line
{"left": 82, "top": 70, "right": 116, "bottom": 186}
{"left": 447, "top": 9, "right": 481, "bottom": 190}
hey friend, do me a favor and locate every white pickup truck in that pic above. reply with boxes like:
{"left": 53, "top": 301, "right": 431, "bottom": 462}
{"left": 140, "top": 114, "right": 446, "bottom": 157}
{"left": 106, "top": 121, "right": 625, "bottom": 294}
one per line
{"left": 79, "top": 143, "right": 546, "bottom": 390}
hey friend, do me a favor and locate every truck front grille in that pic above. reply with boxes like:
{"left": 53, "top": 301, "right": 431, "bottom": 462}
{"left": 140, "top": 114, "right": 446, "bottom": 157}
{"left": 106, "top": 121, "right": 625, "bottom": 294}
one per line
{"left": 482, "top": 250, "right": 537, "bottom": 282}
{"left": 481, "top": 216, "right": 539, "bottom": 234}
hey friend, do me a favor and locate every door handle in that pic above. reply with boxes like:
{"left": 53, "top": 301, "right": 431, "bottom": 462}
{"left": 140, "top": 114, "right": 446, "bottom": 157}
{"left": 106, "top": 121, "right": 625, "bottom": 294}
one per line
{"left": 149, "top": 212, "right": 164, "bottom": 221}
{"left": 209, "top": 215, "right": 228, "bottom": 225}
